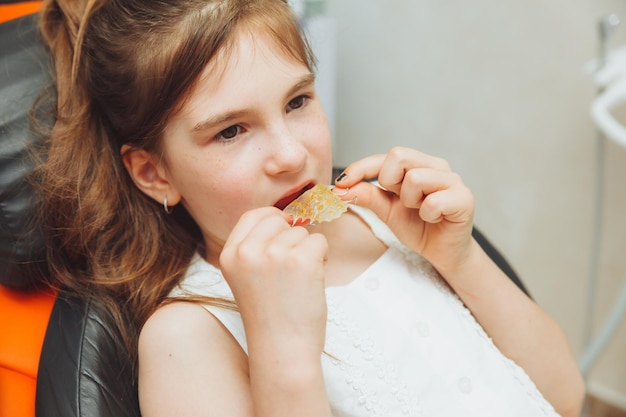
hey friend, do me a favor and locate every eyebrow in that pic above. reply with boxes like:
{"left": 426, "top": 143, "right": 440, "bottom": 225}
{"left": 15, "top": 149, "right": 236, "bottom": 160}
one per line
{"left": 191, "top": 72, "right": 316, "bottom": 133}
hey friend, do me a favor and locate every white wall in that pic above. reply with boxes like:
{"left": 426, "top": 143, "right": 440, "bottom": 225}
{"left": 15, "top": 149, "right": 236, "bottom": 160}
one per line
{"left": 326, "top": 0, "right": 626, "bottom": 408}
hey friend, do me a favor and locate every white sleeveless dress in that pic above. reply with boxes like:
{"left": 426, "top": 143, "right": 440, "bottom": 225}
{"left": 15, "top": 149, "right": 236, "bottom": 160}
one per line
{"left": 170, "top": 206, "right": 560, "bottom": 417}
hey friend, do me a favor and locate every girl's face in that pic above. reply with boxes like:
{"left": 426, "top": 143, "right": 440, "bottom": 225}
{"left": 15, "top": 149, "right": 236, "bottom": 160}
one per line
{"left": 160, "top": 29, "right": 332, "bottom": 260}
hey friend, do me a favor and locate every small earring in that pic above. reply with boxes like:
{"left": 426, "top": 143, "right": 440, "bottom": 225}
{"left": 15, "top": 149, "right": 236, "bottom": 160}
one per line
{"left": 163, "top": 195, "right": 173, "bottom": 214}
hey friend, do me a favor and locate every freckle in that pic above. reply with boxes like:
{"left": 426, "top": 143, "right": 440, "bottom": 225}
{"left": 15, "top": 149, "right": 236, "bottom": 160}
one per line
{"left": 168, "top": 353, "right": 172, "bottom": 358}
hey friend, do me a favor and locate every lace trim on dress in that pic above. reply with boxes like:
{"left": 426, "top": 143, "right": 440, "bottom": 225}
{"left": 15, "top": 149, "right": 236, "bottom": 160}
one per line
{"left": 349, "top": 205, "right": 558, "bottom": 416}
{"left": 324, "top": 293, "right": 429, "bottom": 417}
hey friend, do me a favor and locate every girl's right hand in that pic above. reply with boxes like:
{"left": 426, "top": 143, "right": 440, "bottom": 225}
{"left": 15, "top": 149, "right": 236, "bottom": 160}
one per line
{"left": 219, "top": 207, "right": 329, "bottom": 362}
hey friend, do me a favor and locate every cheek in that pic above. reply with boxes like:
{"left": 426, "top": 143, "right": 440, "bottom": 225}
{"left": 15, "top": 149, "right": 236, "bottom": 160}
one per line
{"left": 181, "top": 164, "right": 253, "bottom": 229}
{"left": 308, "top": 116, "right": 333, "bottom": 159}
{"left": 180, "top": 160, "right": 239, "bottom": 210}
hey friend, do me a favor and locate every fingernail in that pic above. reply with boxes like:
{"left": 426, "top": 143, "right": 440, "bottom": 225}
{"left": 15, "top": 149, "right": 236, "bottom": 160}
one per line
{"left": 335, "top": 172, "right": 347, "bottom": 183}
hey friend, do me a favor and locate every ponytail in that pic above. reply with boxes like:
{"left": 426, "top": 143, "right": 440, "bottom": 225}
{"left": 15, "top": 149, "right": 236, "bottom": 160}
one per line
{"left": 38, "top": 0, "right": 104, "bottom": 119}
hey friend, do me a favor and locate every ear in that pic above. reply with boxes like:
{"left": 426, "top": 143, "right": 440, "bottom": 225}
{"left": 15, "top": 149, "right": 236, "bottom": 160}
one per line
{"left": 121, "top": 145, "right": 181, "bottom": 206}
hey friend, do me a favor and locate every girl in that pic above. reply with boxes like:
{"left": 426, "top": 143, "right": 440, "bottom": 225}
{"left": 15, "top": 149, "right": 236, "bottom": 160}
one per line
{"left": 35, "top": 0, "right": 584, "bottom": 416}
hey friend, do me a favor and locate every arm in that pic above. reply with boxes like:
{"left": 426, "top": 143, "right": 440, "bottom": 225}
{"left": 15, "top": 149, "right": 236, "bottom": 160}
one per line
{"left": 218, "top": 207, "right": 333, "bottom": 417}
{"left": 138, "top": 301, "right": 332, "bottom": 417}
{"left": 139, "top": 208, "right": 333, "bottom": 416}
{"left": 440, "top": 239, "right": 585, "bottom": 417}
{"left": 138, "top": 302, "right": 254, "bottom": 416}
{"left": 335, "top": 147, "right": 584, "bottom": 417}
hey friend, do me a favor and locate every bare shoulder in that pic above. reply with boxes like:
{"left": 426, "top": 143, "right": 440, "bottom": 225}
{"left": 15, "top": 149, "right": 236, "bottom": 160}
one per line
{"left": 138, "top": 301, "right": 252, "bottom": 416}
{"left": 139, "top": 301, "right": 230, "bottom": 347}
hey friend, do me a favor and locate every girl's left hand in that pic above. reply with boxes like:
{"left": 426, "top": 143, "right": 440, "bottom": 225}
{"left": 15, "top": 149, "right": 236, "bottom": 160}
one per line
{"left": 335, "top": 147, "right": 475, "bottom": 275}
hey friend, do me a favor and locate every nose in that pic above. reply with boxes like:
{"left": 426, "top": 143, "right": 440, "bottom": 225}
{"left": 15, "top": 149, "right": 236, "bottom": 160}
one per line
{"left": 264, "top": 123, "right": 307, "bottom": 175}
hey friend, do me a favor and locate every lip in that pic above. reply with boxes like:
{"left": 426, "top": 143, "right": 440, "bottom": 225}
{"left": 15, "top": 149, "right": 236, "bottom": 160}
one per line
{"left": 274, "top": 182, "right": 315, "bottom": 210}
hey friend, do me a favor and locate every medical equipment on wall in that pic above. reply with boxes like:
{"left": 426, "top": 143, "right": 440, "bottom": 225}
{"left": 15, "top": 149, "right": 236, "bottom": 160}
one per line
{"left": 580, "top": 13, "right": 626, "bottom": 376}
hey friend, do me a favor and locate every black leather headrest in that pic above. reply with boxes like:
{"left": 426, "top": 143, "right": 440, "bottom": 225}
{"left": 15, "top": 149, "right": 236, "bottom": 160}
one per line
{"left": 0, "top": 14, "right": 50, "bottom": 290}
{"left": 36, "top": 291, "right": 141, "bottom": 417}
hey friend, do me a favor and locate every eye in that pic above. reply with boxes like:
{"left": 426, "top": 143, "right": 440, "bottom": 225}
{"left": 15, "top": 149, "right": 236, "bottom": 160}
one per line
{"left": 286, "top": 94, "right": 309, "bottom": 112}
{"left": 215, "top": 125, "right": 243, "bottom": 141}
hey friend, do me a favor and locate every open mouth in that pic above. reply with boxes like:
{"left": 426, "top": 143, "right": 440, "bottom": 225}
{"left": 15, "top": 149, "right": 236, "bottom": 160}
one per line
{"left": 274, "top": 183, "right": 314, "bottom": 210}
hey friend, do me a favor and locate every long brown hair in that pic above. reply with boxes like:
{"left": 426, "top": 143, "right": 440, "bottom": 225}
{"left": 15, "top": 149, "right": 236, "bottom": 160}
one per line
{"left": 33, "top": 0, "right": 315, "bottom": 364}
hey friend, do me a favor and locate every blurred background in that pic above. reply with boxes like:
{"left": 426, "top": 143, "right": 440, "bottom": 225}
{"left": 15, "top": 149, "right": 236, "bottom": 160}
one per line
{"left": 296, "top": 0, "right": 626, "bottom": 414}
{"left": 1, "top": 0, "right": 624, "bottom": 414}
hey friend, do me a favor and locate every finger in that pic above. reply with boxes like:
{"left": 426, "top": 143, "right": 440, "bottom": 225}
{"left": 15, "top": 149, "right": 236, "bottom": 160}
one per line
{"left": 221, "top": 215, "right": 301, "bottom": 280}
{"left": 335, "top": 152, "right": 407, "bottom": 198}
{"left": 377, "top": 148, "right": 452, "bottom": 195}
{"left": 397, "top": 168, "right": 464, "bottom": 209}
{"left": 266, "top": 225, "right": 311, "bottom": 255}
{"left": 337, "top": 164, "right": 461, "bottom": 207}
{"left": 335, "top": 147, "right": 451, "bottom": 193}
{"left": 418, "top": 187, "right": 474, "bottom": 224}
{"left": 341, "top": 167, "right": 473, "bottom": 226}
{"left": 224, "top": 207, "right": 291, "bottom": 249}
{"left": 221, "top": 209, "right": 293, "bottom": 268}
{"left": 340, "top": 181, "right": 396, "bottom": 220}
{"left": 382, "top": 147, "right": 452, "bottom": 171}
{"left": 243, "top": 226, "right": 314, "bottom": 278}
{"left": 334, "top": 154, "right": 386, "bottom": 188}
{"left": 295, "top": 232, "right": 329, "bottom": 265}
